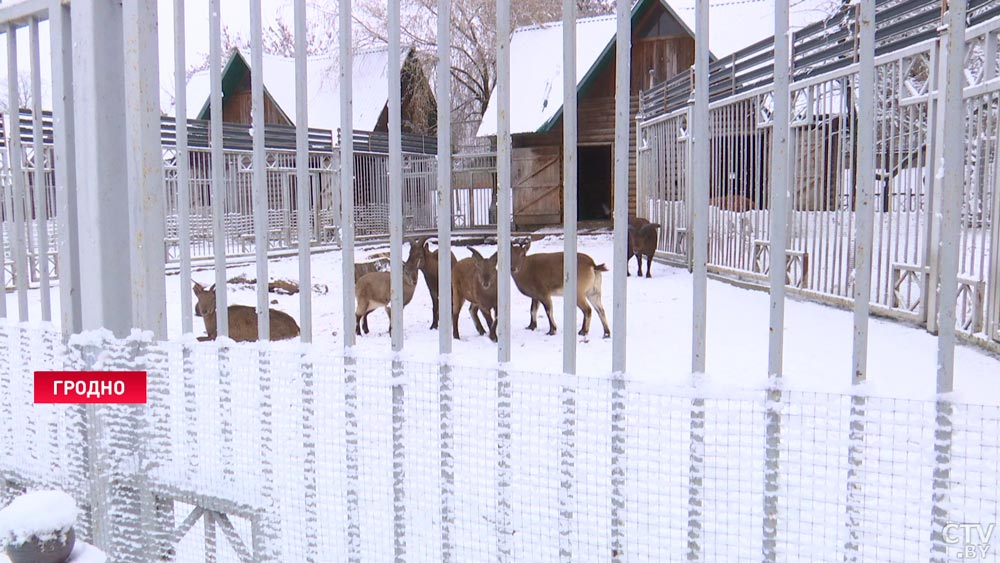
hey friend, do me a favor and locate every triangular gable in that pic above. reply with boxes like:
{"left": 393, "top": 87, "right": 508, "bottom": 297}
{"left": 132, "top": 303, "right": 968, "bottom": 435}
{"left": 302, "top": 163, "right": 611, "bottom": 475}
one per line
{"left": 182, "top": 47, "right": 408, "bottom": 132}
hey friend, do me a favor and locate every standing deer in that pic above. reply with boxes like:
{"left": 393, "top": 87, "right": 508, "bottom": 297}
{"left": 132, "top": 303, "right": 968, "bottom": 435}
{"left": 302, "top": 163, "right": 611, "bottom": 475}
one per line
{"left": 192, "top": 282, "right": 300, "bottom": 342}
{"left": 509, "top": 239, "right": 611, "bottom": 338}
{"left": 354, "top": 242, "right": 424, "bottom": 336}
{"left": 627, "top": 217, "right": 661, "bottom": 278}
{"left": 410, "top": 236, "right": 458, "bottom": 330}
{"left": 451, "top": 248, "right": 498, "bottom": 341}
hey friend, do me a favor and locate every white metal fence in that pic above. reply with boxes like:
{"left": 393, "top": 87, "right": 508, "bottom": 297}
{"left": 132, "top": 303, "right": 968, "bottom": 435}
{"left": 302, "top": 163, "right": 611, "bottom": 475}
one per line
{"left": 637, "top": 13, "right": 1000, "bottom": 349}
{"left": 1, "top": 321, "right": 998, "bottom": 562}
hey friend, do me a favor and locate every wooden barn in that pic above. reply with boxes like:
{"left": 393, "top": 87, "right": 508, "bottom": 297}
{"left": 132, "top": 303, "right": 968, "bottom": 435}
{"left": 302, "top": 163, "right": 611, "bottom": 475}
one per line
{"left": 184, "top": 47, "right": 436, "bottom": 135}
{"left": 476, "top": 0, "right": 698, "bottom": 227}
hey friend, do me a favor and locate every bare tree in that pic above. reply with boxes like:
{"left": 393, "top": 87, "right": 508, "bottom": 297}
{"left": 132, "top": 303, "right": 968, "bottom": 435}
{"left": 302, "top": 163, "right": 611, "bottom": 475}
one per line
{"left": 0, "top": 72, "right": 34, "bottom": 113}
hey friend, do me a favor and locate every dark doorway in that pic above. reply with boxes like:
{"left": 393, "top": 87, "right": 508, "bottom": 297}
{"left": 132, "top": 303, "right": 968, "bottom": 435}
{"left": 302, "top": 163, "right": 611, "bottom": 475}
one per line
{"left": 577, "top": 145, "right": 612, "bottom": 220}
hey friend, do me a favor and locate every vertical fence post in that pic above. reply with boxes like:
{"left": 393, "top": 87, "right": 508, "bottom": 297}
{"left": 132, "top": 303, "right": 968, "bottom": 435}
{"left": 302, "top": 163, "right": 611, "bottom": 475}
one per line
{"left": 691, "top": 0, "right": 709, "bottom": 375}
{"left": 562, "top": 0, "right": 578, "bottom": 375}
{"left": 6, "top": 30, "right": 30, "bottom": 322}
{"left": 763, "top": 0, "right": 791, "bottom": 559}
{"left": 72, "top": 0, "right": 132, "bottom": 336}
{"left": 49, "top": 0, "right": 82, "bottom": 338}
{"left": 495, "top": 0, "right": 514, "bottom": 558}
{"left": 294, "top": 0, "right": 312, "bottom": 342}
{"left": 250, "top": 0, "right": 270, "bottom": 341}
{"left": 209, "top": 0, "right": 229, "bottom": 337}
{"left": 844, "top": 1, "right": 875, "bottom": 559}
{"left": 436, "top": 0, "right": 455, "bottom": 559}
{"left": 612, "top": 0, "right": 630, "bottom": 373}
{"left": 28, "top": 17, "right": 51, "bottom": 322}
{"left": 173, "top": 0, "right": 193, "bottom": 335}
{"left": 930, "top": 0, "right": 966, "bottom": 558}
{"left": 123, "top": 0, "right": 166, "bottom": 339}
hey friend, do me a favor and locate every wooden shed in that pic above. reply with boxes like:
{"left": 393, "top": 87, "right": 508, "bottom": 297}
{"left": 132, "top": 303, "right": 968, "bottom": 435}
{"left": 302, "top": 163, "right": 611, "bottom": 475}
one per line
{"left": 477, "top": 0, "right": 697, "bottom": 228}
{"left": 185, "top": 47, "right": 436, "bottom": 136}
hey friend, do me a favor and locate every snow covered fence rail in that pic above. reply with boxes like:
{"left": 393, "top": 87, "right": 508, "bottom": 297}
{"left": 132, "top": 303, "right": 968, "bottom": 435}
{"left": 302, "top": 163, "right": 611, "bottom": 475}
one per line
{"left": 1, "top": 321, "right": 999, "bottom": 561}
{"left": 637, "top": 11, "right": 1000, "bottom": 352}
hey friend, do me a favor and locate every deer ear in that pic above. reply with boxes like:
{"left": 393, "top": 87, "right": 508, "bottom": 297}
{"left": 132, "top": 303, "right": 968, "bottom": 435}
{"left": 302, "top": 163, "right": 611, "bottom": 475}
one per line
{"left": 469, "top": 247, "right": 484, "bottom": 261}
{"left": 488, "top": 252, "right": 498, "bottom": 265}
{"left": 193, "top": 282, "right": 203, "bottom": 293}
{"left": 209, "top": 283, "right": 216, "bottom": 292}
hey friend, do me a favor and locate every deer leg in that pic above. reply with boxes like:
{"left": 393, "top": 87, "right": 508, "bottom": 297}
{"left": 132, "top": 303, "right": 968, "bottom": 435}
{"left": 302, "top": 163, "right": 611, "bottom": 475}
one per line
{"left": 452, "top": 296, "right": 464, "bottom": 340}
{"left": 479, "top": 308, "right": 495, "bottom": 339}
{"left": 470, "top": 304, "right": 487, "bottom": 335}
{"left": 430, "top": 287, "right": 439, "bottom": 330}
{"left": 645, "top": 254, "right": 653, "bottom": 278}
{"left": 486, "top": 309, "right": 498, "bottom": 342}
{"left": 577, "top": 295, "right": 593, "bottom": 336}
{"left": 589, "top": 293, "right": 611, "bottom": 338}
{"left": 541, "top": 297, "right": 558, "bottom": 336}
{"left": 528, "top": 299, "right": 540, "bottom": 330}
{"left": 386, "top": 306, "right": 393, "bottom": 336}
{"left": 363, "top": 311, "right": 371, "bottom": 334}
{"left": 636, "top": 253, "right": 644, "bottom": 277}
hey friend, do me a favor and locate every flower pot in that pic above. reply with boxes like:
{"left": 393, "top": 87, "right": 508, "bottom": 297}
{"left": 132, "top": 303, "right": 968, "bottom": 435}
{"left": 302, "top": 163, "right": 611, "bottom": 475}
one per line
{"left": 5, "top": 526, "right": 76, "bottom": 563}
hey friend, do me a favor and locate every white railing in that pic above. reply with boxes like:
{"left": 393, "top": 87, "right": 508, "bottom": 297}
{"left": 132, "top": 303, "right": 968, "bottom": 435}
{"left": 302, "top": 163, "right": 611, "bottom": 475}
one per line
{"left": 637, "top": 23, "right": 1000, "bottom": 348}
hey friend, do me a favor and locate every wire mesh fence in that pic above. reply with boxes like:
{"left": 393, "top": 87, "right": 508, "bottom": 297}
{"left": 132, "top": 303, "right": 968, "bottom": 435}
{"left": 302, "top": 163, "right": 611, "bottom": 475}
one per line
{"left": 1, "top": 320, "right": 998, "bottom": 562}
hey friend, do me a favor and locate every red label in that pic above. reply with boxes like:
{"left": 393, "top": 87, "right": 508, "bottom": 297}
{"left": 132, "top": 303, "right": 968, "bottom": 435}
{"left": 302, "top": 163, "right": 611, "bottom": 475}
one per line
{"left": 34, "top": 372, "right": 147, "bottom": 404}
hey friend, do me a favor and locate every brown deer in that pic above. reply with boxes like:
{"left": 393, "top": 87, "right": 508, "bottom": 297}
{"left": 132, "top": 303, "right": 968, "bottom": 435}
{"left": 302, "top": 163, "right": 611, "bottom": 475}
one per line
{"left": 192, "top": 282, "right": 300, "bottom": 342}
{"left": 509, "top": 239, "right": 611, "bottom": 338}
{"left": 410, "top": 236, "right": 459, "bottom": 330}
{"left": 451, "top": 248, "right": 498, "bottom": 341}
{"left": 627, "top": 217, "right": 661, "bottom": 278}
{"left": 354, "top": 243, "right": 424, "bottom": 336}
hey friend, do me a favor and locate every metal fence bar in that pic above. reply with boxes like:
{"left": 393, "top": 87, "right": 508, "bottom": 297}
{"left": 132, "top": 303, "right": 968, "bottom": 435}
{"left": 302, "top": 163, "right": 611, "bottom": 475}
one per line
{"left": 294, "top": 0, "right": 312, "bottom": 343}
{"left": 173, "top": 0, "right": 192, "bottom": 335}
{"left": 123, "top": 0, "right": 166, "bottom": 338}
{"left": 611, "top": 0, "right": 629, "bottom": 374}
{"left": 209, "top": 0, "right": 228, "bottom": 337}
{"left": 691, "top": 0, "right": 709, "bottom": 375}
{"left": 250, "top": 0, "right": 269, "bottom": 340}
{"left": 49, "top": 0, "right": 80, "bottom": 337}
{"left": 436, "top": 0, "right": 455, "bottom": 557}
{"left": 7, "top": 28, "right": 29, "bottom": 321}
{"left": 562, "top": 0, "right": 577, "bottom": 375}
{"left": 28, "top": 18, "right": 50, "bottom": 321}
{"left": 389, "top": 0, "right": 403, "bottom": 353}
{"left": 937, "top": 0, "right": 967, "bottom": 393}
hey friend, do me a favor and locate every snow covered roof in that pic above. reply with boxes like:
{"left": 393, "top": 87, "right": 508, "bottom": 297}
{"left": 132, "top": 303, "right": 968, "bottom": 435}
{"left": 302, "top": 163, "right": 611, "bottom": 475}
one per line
{"left": 477, "top": 0, "right": 836, "bottom": 137}
{"left": 182, "top": 47, "right": 410, "bottom": 132}
{"left": 668, "top": 0, "right": 837, "bottom": 59}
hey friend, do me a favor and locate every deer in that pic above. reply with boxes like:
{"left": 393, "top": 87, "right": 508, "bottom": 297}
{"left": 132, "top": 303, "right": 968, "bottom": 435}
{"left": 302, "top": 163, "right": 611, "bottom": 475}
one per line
{"left": 509, "top": 239, "right": 611, "bottom": 338}
{"left": 451, "top": 248, "right": 498, "bottom": 341}
{"left": 354, "top": 241, "right": 424, "bottom": 336}
{"left": 192, "top": 282, "right": 300, "bottom": 342}
{"left": 411, "top": 236, "right": 459, "bottom": 330}
{"left": 627, "top": 217, "right": 661, "bottom": 278}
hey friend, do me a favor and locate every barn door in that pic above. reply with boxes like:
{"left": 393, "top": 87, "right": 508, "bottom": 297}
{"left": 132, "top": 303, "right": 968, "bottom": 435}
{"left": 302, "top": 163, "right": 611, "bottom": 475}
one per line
{"left": 513, "top": 146, "right": 562, "bottom": 228}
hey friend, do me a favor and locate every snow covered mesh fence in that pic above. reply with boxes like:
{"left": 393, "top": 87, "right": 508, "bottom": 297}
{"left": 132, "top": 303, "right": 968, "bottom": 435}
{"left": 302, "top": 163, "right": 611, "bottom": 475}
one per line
{"left": 1, "top": 320, "right": 999, "bottom": 561}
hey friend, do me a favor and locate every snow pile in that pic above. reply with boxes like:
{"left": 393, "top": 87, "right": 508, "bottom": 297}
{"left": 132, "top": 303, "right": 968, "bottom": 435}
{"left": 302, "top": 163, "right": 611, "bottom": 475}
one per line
{"left": 0, "top": 491, "right": 78, "bottom": 546}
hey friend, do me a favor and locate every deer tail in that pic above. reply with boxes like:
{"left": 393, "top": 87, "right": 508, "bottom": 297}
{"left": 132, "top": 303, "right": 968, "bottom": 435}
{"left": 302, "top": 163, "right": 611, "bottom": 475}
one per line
{"left": 594, "top": 263, "right": 609, "bottom": 272}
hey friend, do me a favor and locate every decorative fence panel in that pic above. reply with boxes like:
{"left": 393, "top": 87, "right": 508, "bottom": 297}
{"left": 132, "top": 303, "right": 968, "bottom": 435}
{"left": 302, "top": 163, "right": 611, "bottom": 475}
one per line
{"left": 637, "top": 16, "right": 1000, "bottom": 348}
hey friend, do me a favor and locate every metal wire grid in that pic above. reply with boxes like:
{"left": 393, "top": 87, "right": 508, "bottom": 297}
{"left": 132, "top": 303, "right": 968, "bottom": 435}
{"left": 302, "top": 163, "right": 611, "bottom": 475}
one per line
{"left": 1, "top": 322, "right": 1000, "bottom": 561}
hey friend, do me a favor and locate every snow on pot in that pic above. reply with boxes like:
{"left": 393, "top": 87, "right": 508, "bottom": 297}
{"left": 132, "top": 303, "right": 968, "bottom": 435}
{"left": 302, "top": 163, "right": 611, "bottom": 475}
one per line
{"left": 0, "top": 491, "right": 78, "bottom": 563}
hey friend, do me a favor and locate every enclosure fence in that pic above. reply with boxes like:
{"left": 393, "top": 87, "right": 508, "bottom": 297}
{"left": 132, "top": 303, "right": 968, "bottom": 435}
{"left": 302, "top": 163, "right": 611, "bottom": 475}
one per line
{"left": 2, "top": 320, "right": 999, "bottom": 562}
{"left": 636, "top": 9, "right": 1000, "bottom": 351}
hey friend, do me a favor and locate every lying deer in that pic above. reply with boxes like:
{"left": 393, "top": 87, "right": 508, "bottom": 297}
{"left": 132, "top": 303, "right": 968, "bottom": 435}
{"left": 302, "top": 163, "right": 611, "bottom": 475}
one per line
{"left": 627, "top": 217, "right": 661, "bottom": 278}
{"left": 510, "top": 239, "right": 611, "bottom": 338}
{"left": 451, "top": 248, "right": 498, "bottom": 341}
{"left": 354, "top": 243, "right": 424, "bottom": 336}
{"left": 411, "top": 236, "right": 459, "bottom": 330}
{"left": 192, "top": 282, "right": 300, "bottom": 342}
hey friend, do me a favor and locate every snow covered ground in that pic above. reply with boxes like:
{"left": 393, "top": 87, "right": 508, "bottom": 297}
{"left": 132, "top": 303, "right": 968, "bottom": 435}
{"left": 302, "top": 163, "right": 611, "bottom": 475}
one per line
{"left": 10, "top": 232, "right": 1000, "bottom": 401}
{"left": 16, "top": 232, "right": 997, "bottom": 402}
